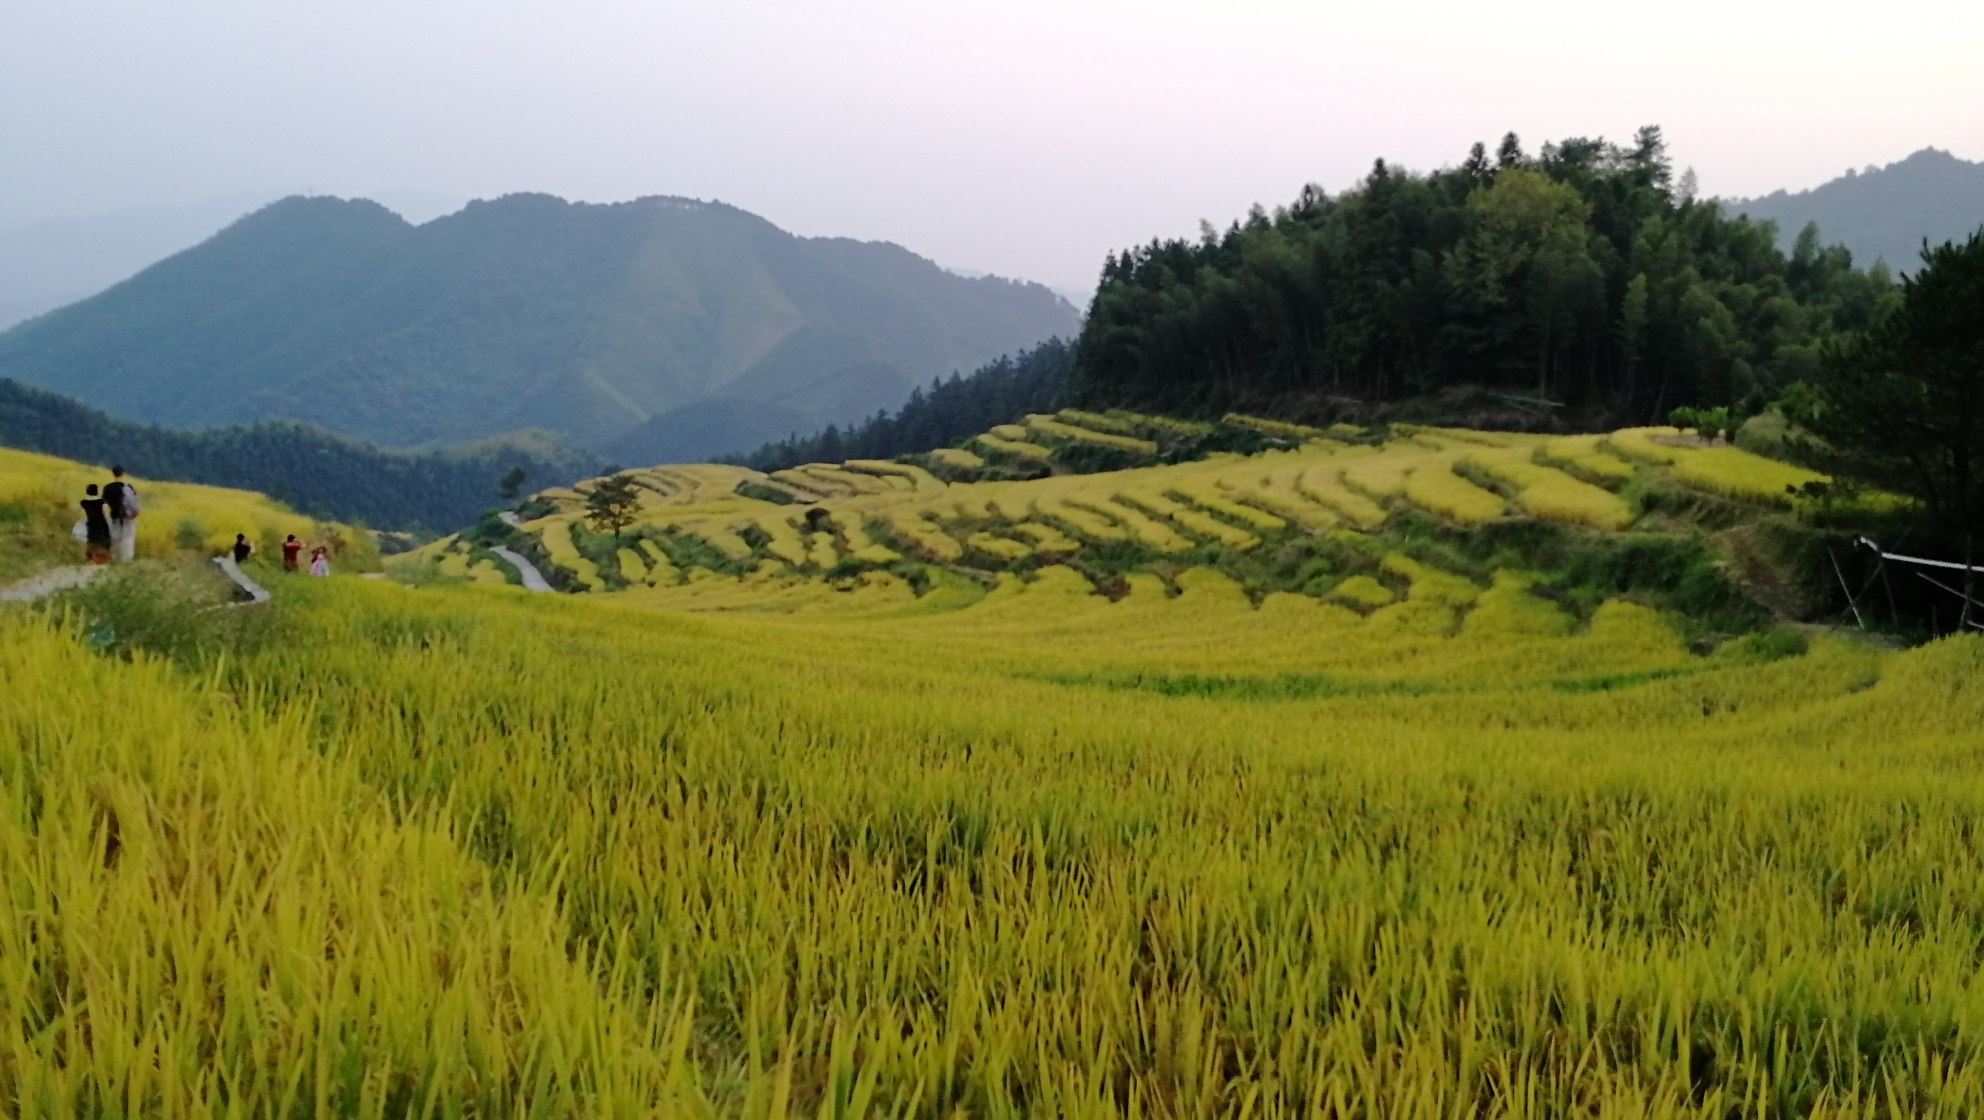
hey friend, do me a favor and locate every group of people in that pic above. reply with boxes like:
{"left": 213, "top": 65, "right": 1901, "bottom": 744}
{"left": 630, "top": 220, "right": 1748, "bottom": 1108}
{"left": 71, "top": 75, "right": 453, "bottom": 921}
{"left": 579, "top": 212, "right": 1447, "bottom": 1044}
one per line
{"left": 76, "top": 466, "right": 140, "bottom": 564}
{"left": 231, "top": 533, "right": 331, "bottom": 576}
{"left": 77, "top": 466, "right": 330, "bottom": 575}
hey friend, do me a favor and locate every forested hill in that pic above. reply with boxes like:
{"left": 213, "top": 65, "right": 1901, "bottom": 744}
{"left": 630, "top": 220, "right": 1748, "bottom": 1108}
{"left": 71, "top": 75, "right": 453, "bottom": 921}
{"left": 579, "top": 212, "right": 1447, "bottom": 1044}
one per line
{"left": 0, "top": 378, "right": 598, "bottom": 530}
{"left": 1728, "top": 148, "right": 1984, "bottom": 271}
{"left": 1067, "top": 128, "right": 1897, "bottom": 429}
{"left": 0, "top": 194, "right": 1078, "bottom": 456}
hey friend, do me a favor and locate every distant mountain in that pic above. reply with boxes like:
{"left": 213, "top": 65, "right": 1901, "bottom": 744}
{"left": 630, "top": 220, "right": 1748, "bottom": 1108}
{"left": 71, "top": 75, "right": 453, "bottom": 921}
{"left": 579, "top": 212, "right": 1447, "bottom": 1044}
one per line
{"left": 0, "top": 195, "right": 275, "bottom": 330}
{"left": 0, "top": 377, "right": 599, "bottom": 531}
{"left": 1726, "top": 148, "right": 1984, "bottom": 269}
{"left": 0, "top": 194, "right": 1079, "bottom": 459}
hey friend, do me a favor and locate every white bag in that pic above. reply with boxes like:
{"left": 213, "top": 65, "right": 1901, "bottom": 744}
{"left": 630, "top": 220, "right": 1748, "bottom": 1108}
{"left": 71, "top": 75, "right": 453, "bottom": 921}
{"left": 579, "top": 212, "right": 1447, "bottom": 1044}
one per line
{"left": 72, "top": 520, "right": 88, "bottom": 542}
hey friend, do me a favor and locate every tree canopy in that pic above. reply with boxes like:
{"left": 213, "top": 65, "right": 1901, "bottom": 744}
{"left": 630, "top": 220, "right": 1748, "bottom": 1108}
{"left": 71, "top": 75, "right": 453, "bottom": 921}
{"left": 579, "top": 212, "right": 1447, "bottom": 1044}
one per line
{"left": 1067, "top": 127, "right": 1896, "bottom": 426}
{"left": 1791, "top": 231, "right": 1984, "bottom": 538}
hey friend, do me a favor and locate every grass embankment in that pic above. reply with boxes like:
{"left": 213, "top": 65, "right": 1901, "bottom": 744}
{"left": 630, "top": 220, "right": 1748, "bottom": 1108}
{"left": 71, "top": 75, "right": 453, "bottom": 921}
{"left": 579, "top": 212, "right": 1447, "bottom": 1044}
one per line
{"left": 0, "top": 445, "right": 380, "bottom": 581}
{"left": 3, "top": 566, "right": 1982, "bottom": 1115}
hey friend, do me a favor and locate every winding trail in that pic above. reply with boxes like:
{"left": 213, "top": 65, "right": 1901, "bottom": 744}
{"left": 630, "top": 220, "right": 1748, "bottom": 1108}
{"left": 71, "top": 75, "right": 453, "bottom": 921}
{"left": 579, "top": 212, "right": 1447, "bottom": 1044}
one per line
{"left": 0, "top": 565, "right": 106, "bottom": 602}
{"left": 213, "top": 556, "right": 271, "bottom": 604}
{"left": 490, "top": 545, "right": 554, "bottom": 593}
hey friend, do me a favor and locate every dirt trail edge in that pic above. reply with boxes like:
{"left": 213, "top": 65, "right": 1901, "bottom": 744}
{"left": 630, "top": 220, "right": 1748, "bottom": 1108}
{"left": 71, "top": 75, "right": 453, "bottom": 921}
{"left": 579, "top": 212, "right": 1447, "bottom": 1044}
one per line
{"left": 0, "top": 565, "right": 106, "bottom": 602}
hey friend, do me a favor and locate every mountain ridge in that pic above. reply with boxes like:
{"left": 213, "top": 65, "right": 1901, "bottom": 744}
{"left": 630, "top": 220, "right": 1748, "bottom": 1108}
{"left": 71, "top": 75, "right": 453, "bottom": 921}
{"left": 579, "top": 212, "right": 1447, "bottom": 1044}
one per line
{"left": 0, "top": 193, "right": 1078, "bottom": 457}
{"left": 1725, "top": 148, "right": 1984, "bottom": 269}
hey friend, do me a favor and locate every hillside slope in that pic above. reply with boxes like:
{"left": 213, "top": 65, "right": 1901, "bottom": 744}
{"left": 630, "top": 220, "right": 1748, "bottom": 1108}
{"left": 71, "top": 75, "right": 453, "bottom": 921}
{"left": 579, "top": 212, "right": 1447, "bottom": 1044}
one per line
{"left": 0, "top": 194, "right": 1078, "bottom": 455}
{"left": 0, "top": 377, "right": 598, "bottom": 530}
{"left": 1727, "top": 148, "right": 1984, "bottom": 268}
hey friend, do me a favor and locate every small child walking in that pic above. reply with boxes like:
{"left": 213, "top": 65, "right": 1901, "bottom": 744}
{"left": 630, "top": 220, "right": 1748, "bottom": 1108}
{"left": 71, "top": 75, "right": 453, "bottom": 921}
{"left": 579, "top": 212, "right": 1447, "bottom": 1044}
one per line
{"left": 308, "top": 546, "right": 331, "bottom": 576}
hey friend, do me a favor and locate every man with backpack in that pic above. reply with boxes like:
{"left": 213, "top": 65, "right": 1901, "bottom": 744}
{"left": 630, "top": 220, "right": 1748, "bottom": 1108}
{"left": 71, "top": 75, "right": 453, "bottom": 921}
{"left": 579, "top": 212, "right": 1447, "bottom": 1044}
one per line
{"left": 103, "top": 466, "right": 141, "bottom": 562}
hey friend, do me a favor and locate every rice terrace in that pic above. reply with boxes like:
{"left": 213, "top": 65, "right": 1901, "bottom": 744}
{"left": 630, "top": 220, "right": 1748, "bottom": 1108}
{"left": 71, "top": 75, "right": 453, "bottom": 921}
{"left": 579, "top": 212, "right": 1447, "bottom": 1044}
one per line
{"left": 5, "top": 402, "right": 1983, "bottom": 1117}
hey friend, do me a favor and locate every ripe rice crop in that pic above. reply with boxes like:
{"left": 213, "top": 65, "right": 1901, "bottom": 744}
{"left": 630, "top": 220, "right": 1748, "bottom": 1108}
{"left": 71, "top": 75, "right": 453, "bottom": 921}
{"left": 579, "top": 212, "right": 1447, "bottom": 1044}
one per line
{"left": 1463, "top": 570, "right": 1575, "bottom": 636}
{"left": 768, "top": 469, "right": 843, "bottom": 499}
{"left": 1329, "top": 573, "right": 1395, "bottom": 607}
{"left": 1033, "top": 497, "right": 1126, "bottom": 542}
{"left": 9, "top": 548, "right": 1978, "bottom": 1113}
{"left": 886, "top": 509, "right": 964, "bottom": 562}
{"left": 836, "top": 518, "right": 903, "bottom": 563}
{"left": 1397, "top": 424, "right": 1521, "bottom": 448}
{"left": 1542, "top": 434, "right": 1637, "bottom": 483}
{"left": 844, "top": 460, "right": 946, "bottom": 492}
{"left": 965, "top": 531, "right": 1031, "bottom": 561}
{"left": 1670, "top": 445, "right": 1830, "bottom": 507}
{"left": 750, "top": 514, "right": 810, "bottom": 566}
{"left": 1222, "top": 413, "right": 1326, "bottom": 439}
{"left": 1168, "top": 505, "right": 1258, "bottom": 549}
{"left": 1606, "top": 425, "right": 1685, "bottom": 464}
{"left": 636, "top": 539, "right": 679, "bottom": 583}
{"left": 1218, "top": 464, "right": 1340, "bottom": 531}
{"left": 1297, "top": 466, "right": 1389, "bottom": 529}
{"left": 803, "top": 531, "right": 838, "bottom": 568}
{"left": 1402, "top": 463, "right": 1505, "bottom": 525}
{"left": 1341, "top": 449, "right": 1421, "bottom": 498}
{"left": 1381, "top": 552, "right": 1482, "bottom": 606}
{"left": 1024, "top": 415, "right": 1160, "bottom": 454}
{"left": 928, "top": 446, "right": 985, "bottom": 469}
{"left": 1007, "top": 521, "right": 1080, "bottom": 554}
{"left": 702, "top": 524, "right": 757, "bottom": 561}
{"left": 1170, "top": 483, "right": 1287, "bottom": 532}
{"left": 796, "top": 464, "right": 893, "bottom": 495}
{"left": 1082, "top": 496, "right": 1194, "bottom": 552}
{"left": 1054, "top": 408, "right": 1141, "bottom": 435}
{"left": 989, "top": 423, "right": 1030, "bottom": 441}
{"left": 1465, "top": 448, "right": 1633, "bottom": 530}
{"left": 1104, "top": 409, "right": 1215, "bottom": 435}
{"left": 466, "top": 558, "right": 510, "bottom": 586}
{"left": 972, "top": 433, "right": 1054, "bottom": 460}
{"left": 615, "top": 546, "right": 649, "bottom": 584}
{"left": 532, "top": 518, "right": 605, "bottom": 591}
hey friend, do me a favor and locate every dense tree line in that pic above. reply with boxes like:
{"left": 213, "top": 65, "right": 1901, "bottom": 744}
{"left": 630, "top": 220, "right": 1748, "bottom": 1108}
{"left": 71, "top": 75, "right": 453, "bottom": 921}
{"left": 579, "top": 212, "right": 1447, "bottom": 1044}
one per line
{"left": 1067, "top": 127, "right": 1897, "bottom": 426}
{"left": 724, "top": 340, "right": 1073, "bottom": 470}
{"left": 1795, "top": 230, "right": 1984, "bottom": 540}
{"left": 0, "top": 377, "right": 598, "bottom": 530}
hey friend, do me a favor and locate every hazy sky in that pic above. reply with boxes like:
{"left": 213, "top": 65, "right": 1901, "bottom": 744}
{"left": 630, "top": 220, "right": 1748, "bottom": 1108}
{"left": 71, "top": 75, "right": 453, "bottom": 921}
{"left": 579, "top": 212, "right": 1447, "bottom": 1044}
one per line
{"left": 3, "top": 0, "right": 1978, "bottom": 293}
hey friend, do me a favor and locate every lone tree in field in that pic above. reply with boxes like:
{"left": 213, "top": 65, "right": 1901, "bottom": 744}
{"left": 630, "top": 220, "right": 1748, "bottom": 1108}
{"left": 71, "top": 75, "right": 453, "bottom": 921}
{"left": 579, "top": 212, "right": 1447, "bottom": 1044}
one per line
{"left": 1795, "top": 230, "right": 1984, "bottom": 537}
{"left": 584, "top": 473, "right": 642, "bottom": 539}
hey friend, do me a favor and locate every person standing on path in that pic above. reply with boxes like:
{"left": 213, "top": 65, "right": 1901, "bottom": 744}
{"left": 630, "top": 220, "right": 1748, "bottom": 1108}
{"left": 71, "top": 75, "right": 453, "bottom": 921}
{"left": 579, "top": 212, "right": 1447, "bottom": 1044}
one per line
{"left": 231, "top": 534, "right": 253, "bottom": 564}
{"left": 103, "top": 466, "right": 140, "bottom": 562}
{"left": 281, "top": 534, "right": 303, "bottom": 571}
{"left": 308, "top": 545, "right": 330, "bottom": 576}
{"left": 79, "top": 484, "right": 112, "bottom": 564}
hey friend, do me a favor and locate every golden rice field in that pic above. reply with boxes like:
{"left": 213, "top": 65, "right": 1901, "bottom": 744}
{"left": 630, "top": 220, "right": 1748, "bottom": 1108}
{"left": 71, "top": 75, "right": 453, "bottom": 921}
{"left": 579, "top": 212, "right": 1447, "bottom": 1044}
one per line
{"left": 5, "top": 540, "right": 1984, "bottom": 1116}
{"left": 8, "top": 416, "right": 1961, "bottom": 1116}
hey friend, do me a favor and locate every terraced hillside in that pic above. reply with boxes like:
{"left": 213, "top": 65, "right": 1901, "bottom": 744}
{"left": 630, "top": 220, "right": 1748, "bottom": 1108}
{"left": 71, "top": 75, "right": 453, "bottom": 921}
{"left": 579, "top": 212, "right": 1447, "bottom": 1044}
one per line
{"left": 422, "top": 413, "right": 1853, "bottom": 637}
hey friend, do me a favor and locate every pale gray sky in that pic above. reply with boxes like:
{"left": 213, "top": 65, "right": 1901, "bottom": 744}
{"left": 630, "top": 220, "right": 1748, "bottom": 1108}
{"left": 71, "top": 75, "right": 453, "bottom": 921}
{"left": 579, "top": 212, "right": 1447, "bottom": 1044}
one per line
{"left": 3, "top": 0, "right": 1978, "bottom": 294}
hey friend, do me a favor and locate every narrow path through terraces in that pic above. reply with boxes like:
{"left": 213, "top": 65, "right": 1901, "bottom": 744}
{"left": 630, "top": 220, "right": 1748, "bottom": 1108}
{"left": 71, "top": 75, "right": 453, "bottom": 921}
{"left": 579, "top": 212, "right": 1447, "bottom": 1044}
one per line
{"left": 489, "top": 545, "right": 554, "bottom": 592}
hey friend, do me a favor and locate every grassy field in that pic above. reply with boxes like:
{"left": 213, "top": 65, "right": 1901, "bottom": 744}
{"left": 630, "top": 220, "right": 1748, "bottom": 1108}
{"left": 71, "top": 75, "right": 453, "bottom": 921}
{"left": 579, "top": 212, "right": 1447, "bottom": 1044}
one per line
{"left": 5, "top": 419, "right": 1976, "bottom": 1116}
{"left": 0, "top": 445, "right": 379, "bottom": 580}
